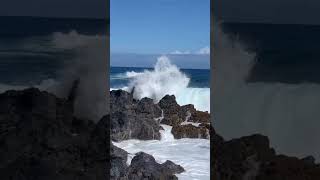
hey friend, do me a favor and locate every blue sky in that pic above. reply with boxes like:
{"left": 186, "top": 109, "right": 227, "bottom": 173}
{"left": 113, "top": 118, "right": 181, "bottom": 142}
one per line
{"left": 110, "top": 0, "right": 210, "bottom": 54}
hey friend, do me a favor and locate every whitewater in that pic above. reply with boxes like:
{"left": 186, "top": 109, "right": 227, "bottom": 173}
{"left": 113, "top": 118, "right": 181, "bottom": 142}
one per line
{"left": 113, "top": 124, "right": 210, "bottom": 180}
{"left": 213, "top": 21, "right": 320, "bottom": 161}
{"left": 0, "top": 30, "right": 211, "bottom": 179}
{"left": 110, "top": 56, "right": 210, "bottom": 112}
{"left": 111, "top": 56, "right": 210, "bottom": 179}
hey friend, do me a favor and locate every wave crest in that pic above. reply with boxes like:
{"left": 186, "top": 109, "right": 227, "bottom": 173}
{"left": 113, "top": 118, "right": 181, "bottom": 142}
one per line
{"left": 120, "top": 56, "right": 210, "bottom": 112}
{"left": 128, "top": 55, "right": 190, "bottom": 102}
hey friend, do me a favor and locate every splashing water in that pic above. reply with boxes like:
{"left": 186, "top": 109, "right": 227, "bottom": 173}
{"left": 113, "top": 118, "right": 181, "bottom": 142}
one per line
{"left": 116, "top": 55, "right": 210, "bottom": 112}
{"left": 113, "top": 124, "right": 210, "bottom": 180}
{"left": 213, "top": 20, "right": 320, "bottom": 160}
{"left": 128, "top": 55, "right": 190, "bottom": 102}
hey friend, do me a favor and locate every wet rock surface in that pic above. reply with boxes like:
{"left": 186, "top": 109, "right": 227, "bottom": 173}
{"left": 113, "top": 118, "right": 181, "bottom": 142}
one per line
{"left": 110, "top": 90, "right": 162, "bottom": 141}
{"left": 0, "top": 88, "right": 206, "bottom": 179}
{"left": 212, "top": 128, "right": 320, "bottom": 180}
{"left": 110, "top": 90, "right": 211, "bottom": 140}
{"left": 0, "top": 88, "right": 107, "bottom": 180}
{"left": 110, "top": 145, "right": 185, "bottom": 180}
{"left": 127, "top": 152, "right": 184, "bottom": 180}
{"left": 0, "top": 88, "right": 197, "bottom": 180}
{"left": 110, "top": 90, "right": 210, "bottom": 179}
{"left": 158, "top": 95, "right": 210, "bottom": 139}
{"left": 110, "top": 143, "right": 128, "bottom": 180}
{"left": 171, "top": 124, "right": 209, "bottom": 139}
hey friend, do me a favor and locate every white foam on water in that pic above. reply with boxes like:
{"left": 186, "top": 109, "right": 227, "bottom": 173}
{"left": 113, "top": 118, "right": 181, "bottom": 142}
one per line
{"left": 127, "top": 56, "right": 190, "bottom": 102}
{"left": 110, "top": 71, "right": 143, "bottom": 80}
{"left": 176, "top": 87, "right": 210, "bottom": 112}
{"left": 110, "top": 56, "right": 210, "bottom": 112}
{"left": 160, "top": 124, "right": 175, "bottom": 141}
{"left": 113, "top": 124, "right": 210, "bottom": 180}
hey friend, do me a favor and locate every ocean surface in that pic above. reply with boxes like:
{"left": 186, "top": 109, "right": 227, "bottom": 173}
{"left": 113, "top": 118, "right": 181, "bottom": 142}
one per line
{"left": 110, "top": 56, "right": 210, "bottom": 112}
{"left": 110, "top": 56, "right": 211, "bottom": 180}
{"left": 214, "top": 22, "right": 320, "bottom": 161}
{"left": 113, "top": 125, "right": 210, "bottom": 180}
{"left": 0, "top": 16, "right": 210, "bottom": 180}
{"left": 0, "top": 16, "right": 107, "bottom": 91}
{"left": 111, "top": 66, "right": 210, "bottom": 88}
{"left": 221, "top": 22, "right": 320, "bottom": 84}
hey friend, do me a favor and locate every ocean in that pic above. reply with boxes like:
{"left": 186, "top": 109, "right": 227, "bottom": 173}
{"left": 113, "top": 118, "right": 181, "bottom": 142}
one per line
{"left": 0, "top": 16, "right": 108, "bottom": 121}
{"left": 0, "top": 16, "right": 210, "bottom": 180}
{"left": 0, "top": 16, "right": 107, "bottom": 89}
{"left": 213, "top": 22, "right": 320, "bottom": 161}
{"left": 221, "top": 22, "right": 320, "bottom": 83}
{"left": 110, "top": 56, "right": 210, "bottom": 112}
{"left": 113, "top": 125, "right": 210, "bottom": 180}
{"left": 110, "top": 56, "right": 211, "bottom": 180}
{"left": 111, "top": 66, "right": 210, "bottom": 88}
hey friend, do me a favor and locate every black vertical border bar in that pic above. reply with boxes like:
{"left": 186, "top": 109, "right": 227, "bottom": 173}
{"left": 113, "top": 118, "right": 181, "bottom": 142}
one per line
{"left": 210, "top": 0, "right": 214, "bottom": 178}
{"left": 106, "top": 0, "right": 111, "bottom": 178}
{"left": 210, "top": 0, "right": 224, "bottom": 179}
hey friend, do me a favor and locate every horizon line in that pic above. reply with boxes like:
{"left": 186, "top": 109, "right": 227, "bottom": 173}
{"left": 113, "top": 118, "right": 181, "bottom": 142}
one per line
{"left": 110, "top": 65, "right": 210, "bottom": 70}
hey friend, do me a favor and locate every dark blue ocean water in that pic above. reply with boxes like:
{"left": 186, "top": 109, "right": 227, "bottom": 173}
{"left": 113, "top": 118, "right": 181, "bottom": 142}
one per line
{"left": 222, "top": 22, "right": 320, "bottom": 84}
{"left": 2, "top": 17, "right": 319, "bottom": 87}
{"left": 0, "top": 16, "right": 107, "bottom": 37}
{"left": 110, "top": 66, "right": 210, "bottom": 89}
{"left": 215, "top": 22, "right": 320, "bottom": 161}
{"left": 0, "top": 16, "right": 107, "bottom": 85}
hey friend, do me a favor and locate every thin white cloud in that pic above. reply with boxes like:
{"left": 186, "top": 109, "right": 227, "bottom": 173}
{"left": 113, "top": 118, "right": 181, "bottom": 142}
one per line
{"left": 170, "top": 50, "right": 191, "bottom": 55}
{"left": 169, "top": 46, "right": 210, "bottom": 55}
{"left": 196, "top": 46, "right": 210, "bottom": 55}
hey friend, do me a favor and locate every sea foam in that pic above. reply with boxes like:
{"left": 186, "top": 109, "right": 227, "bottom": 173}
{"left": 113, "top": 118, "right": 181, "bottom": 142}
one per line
{"left": 112, "top": 56, "right": 210, "bottom": 112}
{"left": 113, "top": 124, "right": 210, "bottom": 180}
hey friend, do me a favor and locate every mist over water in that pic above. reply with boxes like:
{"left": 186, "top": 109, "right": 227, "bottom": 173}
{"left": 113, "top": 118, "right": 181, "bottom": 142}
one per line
{"left": 52, "top": 31, "right": 108, "bottom": 121}
{"left": 213, "top": 21, "right": 320, "bottom": 160}
{"left": 0, "top": 30, "right": 109, "bottom": 122}
{"left": 111, "top": 56, "right": 210, "bottom": 112}
{"left": 127, "top": 55, "right": 190, "bottom": 103}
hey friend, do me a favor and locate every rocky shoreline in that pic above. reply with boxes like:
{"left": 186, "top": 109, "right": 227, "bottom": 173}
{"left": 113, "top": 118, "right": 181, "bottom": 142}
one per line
{"left": 212, "top": 125, "right": 320, "bottom": 180}
{"left": 1, "top": 87, "right": 319, "bottom": 179}
{"left": 110, "top": 89, "right": 211, "bottom": 179}
{"left": 0, "top": 88, "right": 210, "bottom": 180}
{"left": 0, "top": 88, "right": 107, "bottom": 179}
{"left": 110, "top": 89, "right": 211, "bottom": 142}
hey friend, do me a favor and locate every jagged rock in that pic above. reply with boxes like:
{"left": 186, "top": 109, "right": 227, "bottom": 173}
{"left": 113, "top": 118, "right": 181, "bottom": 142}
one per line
{"left": 180, "top": 104, "right": 210, "bottom": 124}
{"left": 301, "top": 156, "right": 316, "bottom": 166}
{"left": 110, "top": 90, "right": 211, "bottom": 140}
{"left": 158, "top": 94, "right": 210, "bottom": 139}
{"left": 0, "top": 88, "right": 107, "bottom": 180}
{"left": 161, "top": 160, "right": 185, "bottom": 175}
{"left": 110, "top": 143, "right": 128, "bottom": 180}
{"left": 110, "top": 90, "right": 162, "bottom": 141}
{"left": 212, "top": 132, "right": 320, "bottom": 180}
{"left": 158, "top": 95, "right": 184, "bottom": 126}
{"left": 213, "top": 134, "right": 276, "bottom": 180}
{"left": 0, "top": 88, "right": 186, "bottom": 180}
{"left": 127, "top": 152, "right": 184, "bottom": 180}
{"left": 110, "top": 89, "right": 135, "bottom": 112}
{"left": 109, "top": 90, "right": 188, "bottom": 179}
{"left": 171, "top": 124, "right": 209, "bottom": 139}
{"left": 110, "top": 146, "right": 186, "bottom": 180}
{"left": 136, "top": 97, "right": 162, "bottom": 117}
{"left": 256, "top": 155, "right": 320, "bottom": 180}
